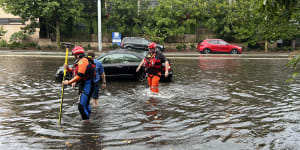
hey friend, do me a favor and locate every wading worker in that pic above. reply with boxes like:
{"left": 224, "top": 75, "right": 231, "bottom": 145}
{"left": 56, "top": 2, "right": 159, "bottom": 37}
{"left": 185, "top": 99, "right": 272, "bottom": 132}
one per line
{"left": 87, "top": 50, "right": 106, "bottom": 107}
{"left": 62, "top": 46, "right": 95, "bottom": 121}
{"left": 136, "top": 42, "right": 169, "bottom": 93}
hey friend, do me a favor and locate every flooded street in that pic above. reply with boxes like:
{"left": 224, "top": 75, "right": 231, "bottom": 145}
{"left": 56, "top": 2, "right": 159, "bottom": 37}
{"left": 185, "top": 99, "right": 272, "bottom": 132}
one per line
{"left": 1, "top": 55, "right": 300, "bottom": 150}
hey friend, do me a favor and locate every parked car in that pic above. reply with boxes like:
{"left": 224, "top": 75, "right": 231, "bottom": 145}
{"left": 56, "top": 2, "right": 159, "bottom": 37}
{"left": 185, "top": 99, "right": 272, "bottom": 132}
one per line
{"left": 55, "top": 49, "right": 172, "bottom": 81}
{"left": 197, "top": 39, "right": 242, "bottom": 54}
{"left": 121, "top": 37, "right": 165, "bottom": 52}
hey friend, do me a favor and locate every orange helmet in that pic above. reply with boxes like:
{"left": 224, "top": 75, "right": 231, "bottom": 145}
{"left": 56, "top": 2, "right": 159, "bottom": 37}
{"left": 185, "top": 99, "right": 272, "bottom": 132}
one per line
{"left": 72, "top": 46, "right": 85, "bottom": 55}
{"left": 148, "top": 42, "right": 156, "bottom": 49}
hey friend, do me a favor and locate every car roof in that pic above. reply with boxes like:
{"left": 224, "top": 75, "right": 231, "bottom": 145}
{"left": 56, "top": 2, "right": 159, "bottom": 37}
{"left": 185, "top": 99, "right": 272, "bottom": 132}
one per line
{"left": 204, "top": 39, "right": 223, "bottom": 41}
{"left": 123, "top": 37, "right": 146, "bottom": 40}
{"left": 122, "top": 37, "right": 149, "bottom": 42}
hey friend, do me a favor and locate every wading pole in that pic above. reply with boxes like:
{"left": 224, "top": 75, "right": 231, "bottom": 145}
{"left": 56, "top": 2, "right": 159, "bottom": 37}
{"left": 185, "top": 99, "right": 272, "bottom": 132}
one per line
{"left": 59, "top": 43, "right": 72, "bottom": 125}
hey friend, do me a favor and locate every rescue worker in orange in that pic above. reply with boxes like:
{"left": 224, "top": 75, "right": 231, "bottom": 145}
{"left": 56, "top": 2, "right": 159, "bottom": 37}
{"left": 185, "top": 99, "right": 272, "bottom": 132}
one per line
{"left": 62, "top": 46, "right": 95, "bottom": 121}
{"left": 136, "top": 42, "right": 169, "bottom": 93}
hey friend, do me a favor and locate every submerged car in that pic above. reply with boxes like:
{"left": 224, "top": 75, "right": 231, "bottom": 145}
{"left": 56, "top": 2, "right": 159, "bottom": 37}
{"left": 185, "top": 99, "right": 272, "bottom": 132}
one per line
{"left": 55, "top": 49, "right": 172, "bottom": 81}
{"left": 121, "top": 37, "right": 165, "bottom": 52}
{"left": 197, "top": 39, "right": 242, "bottom": 54}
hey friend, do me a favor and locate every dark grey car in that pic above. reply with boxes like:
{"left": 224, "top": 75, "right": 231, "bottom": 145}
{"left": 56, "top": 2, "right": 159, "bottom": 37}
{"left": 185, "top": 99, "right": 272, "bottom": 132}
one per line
{"left": 120, "top": 37, "right": 165, "bottom": 52}
{"left": 55, "top": 49, "right": 172, "bottom": 81}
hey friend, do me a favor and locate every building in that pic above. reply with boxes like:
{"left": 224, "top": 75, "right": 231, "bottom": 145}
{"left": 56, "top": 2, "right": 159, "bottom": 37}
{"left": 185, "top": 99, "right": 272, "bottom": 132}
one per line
{"left": 0, "top": 8, "right": 39, "bottom": 43}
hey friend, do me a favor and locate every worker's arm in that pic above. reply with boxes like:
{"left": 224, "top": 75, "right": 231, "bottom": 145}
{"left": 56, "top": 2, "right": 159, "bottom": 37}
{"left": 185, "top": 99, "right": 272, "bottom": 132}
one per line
{"left": 64, "top": 64, "right": 73, "bottom": 72}
{"left": 165, "top": 60, "right": 169, "bottom": 77}
{"left": 62, "top": 59, "right": 88, "bottom": 85}
{"left": 101, "top": 72, "right": 106, "bottom": 89}
{"left": 136, "top": 59, "right": 145, "bottom": 72}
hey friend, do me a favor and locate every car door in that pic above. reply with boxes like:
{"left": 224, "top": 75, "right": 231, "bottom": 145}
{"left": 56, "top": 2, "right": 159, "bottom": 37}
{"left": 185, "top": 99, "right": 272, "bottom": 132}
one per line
{"left": 208, "top": 40, "right": 218, "bottom": 52}
{"left": 122, "top": 54, "right": 142, "bottom": 75}
{"left": 217, "top": 40, "right": 230, "bottom": 52}
{"left": 134, "top": 38, "right": 144, "bottom": 50}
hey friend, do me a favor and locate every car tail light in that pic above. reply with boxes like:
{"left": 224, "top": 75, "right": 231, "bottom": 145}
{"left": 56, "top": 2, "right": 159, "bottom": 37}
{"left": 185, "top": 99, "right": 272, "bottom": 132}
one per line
{"left": 121, "top": 43, "right": 123, "bottom": 47}
{"left": 197, "top": 43, "right": 203, "bottom": 49}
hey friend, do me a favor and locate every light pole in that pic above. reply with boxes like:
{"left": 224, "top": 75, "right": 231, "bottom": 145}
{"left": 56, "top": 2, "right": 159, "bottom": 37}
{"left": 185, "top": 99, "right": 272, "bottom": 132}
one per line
{"left": 98, "top": 0, "right": 102, "bottom": 51}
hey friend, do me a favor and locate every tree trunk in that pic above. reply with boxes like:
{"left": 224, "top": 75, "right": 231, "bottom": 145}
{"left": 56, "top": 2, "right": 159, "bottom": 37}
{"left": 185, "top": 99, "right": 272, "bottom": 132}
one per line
{"left": 56, "top": 20, "right": 60, "bottom": 49}
{"left": 244, "top": 43, "right": 248, "bottom": 52}
{"left": 265, "top": 40, "right": 268, "bottom": 53}
{"left": 292, "top": 39, "right": 296, "bottom": 51}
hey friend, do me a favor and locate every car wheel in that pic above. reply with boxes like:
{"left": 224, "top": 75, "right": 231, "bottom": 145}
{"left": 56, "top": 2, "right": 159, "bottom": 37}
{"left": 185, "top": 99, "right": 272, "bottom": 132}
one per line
{"left": 230, "top": 49, "right": 238, "bottom": 54}
{"left": 203, "top": 48, "right": 211, "bottom": 54}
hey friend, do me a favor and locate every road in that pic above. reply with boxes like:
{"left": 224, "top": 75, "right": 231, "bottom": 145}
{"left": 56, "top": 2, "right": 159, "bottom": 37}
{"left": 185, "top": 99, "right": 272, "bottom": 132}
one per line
{"left": 0, "top": 49, "right": 291, "bottom": 59}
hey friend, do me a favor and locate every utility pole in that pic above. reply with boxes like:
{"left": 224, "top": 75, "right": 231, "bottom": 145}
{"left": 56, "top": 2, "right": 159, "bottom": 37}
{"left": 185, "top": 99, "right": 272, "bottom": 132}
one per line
{"left": 98, "top": 0, "right": 102, "bottom": 51}
{"left": 138, "top": 0, "right": 140, "bottom": 16}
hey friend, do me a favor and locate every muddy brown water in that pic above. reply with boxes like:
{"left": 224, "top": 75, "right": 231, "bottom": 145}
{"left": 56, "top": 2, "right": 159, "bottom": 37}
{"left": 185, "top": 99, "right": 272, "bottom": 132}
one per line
{"left": 0, "top": 56, "right": 300, "bottom": 150}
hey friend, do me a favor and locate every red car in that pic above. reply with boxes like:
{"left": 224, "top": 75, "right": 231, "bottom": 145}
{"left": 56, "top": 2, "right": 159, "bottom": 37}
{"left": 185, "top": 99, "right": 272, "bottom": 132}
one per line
{"left": 197, "top": 39, "right": 242, "bottom": 54}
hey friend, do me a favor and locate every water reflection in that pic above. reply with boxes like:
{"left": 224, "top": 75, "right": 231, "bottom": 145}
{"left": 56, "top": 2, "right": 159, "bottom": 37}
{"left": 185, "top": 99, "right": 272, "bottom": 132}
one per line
{"left": 0, "top": 56, "right": 300, "bottom": 149}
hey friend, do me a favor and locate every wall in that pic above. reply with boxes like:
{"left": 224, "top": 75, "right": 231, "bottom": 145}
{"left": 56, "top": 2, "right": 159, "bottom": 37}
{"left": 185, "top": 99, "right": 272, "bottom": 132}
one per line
{"left": 0, "top": 8, "right": 39, "bottom": 43}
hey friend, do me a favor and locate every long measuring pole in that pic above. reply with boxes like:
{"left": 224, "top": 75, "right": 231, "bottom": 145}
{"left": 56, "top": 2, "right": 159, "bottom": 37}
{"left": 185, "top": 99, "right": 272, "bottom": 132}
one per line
{"left": 58, "top": 48, "right": 69, "bottom": 125}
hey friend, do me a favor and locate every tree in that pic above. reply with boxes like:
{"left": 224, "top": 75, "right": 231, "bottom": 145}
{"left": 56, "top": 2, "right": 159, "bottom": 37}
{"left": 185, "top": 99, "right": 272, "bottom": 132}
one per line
{"left": 256, "top": 0, "right": 300, "bottom": 52}
{"left": 143, "top": 0, "right": 199, "bottom": 43}
{"left": 229, "top": 0, "right": 261, "bottom": 50}
{"left": 203, "top": 0, "right": 235, "bottom": 41}
{"left": 0, "top": 0, "right": 83, "bottom": 48}
{"left": 104, "top": 0, "right": 146, "bottom": 37}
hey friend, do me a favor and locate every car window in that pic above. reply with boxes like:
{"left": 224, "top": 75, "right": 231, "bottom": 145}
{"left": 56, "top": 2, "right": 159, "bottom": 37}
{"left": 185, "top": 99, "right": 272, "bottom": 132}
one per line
{"left": 98, "top": 54, "right": 124, "bottom": 64}
{"left": 207, "top": 40, "right": 217, "bottom": 44}
{"left": 141, "top": 39, "right": 149, "bottom": 45}
{"left": 218, "top": 40, "right": 228, "bottom": 45}
{"left": 123, "top": 54, "right": 141, "bottom": 63}
{"left": 135, "top": 38, "right": 143, "bottom": 44}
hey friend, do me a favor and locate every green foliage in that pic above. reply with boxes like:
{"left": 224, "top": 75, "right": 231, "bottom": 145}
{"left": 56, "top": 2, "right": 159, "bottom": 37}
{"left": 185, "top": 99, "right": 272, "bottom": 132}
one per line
{"left": 0, "top": 0, "right": 83, "bottom": 48}
{"left": 256, "top": 0, "right": 300, "bottom": 52}
{"left": 183, "top": 43, "right": 187, "bottom": 50}
{"left": 87, "top": 44, "right": 92, "bottom": 50}
{"left": 8, "top": 42, "right": 25, "bottom": 49}
{"left": 176, "top": 43, "right": 183, "bottom": 51}
{"left": 104, "top": 0, "right": 147, "bottom": 37}
{"left": 143, "top": 0, "right": 201, "bottom": 43}
{"left": 190, "top": 43, "right": 196, "bottom": 50}
{"left": 287, "top": 54, "right": 300, "bottom": 82}
{"left": 9, "top": 31, "right": 27, "bottom": 44}
{"left": 0, "top": 40, "right": 8, "bottom": 47}
{"left": 26, "top": 42, "right": 37, "bottom": 48}
{"left": 109, "top": 43, "right": 119, "bottom": 49}
{"left": 0, "top": 25, "right": 7, "bottom": 39}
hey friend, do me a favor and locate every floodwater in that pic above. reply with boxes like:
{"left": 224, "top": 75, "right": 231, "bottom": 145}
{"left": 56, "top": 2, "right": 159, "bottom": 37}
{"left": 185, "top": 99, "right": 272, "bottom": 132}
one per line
{"left": 0, "top": 55, "right": 300, "bottom": 150}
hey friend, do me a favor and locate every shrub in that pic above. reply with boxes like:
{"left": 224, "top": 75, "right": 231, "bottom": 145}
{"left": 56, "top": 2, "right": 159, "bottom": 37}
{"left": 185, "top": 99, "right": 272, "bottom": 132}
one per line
{"left": 26, "top": 42, "right": 37, "bottom": 48}
{"left": 190, "top": 43, "right": 196, "bottom": 50}
{"left": 109, "top": 43, "right": 119, "bottom": 49}
{"left": 87, "top": 44, "right": 92, "bottom": 50}
{"left": 183, "top": 44, "right": 187, "bottom": 50}
{"left": 176, "top": 43, "right": 183, "bottom": 51}
{"left": 0, "top": 40, "right": 8, "bottom": 47}
{"left": 10, "top": 31, "right": 27, "bottom": 44}
{"left": 8, "top": 42, "right": 24, "bottom": 49}
{"left": 0, "top": 25, "right": 7, "bottom": 40}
